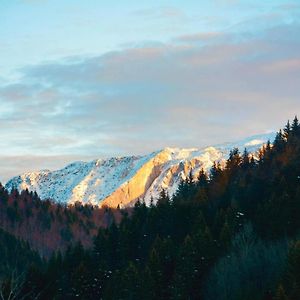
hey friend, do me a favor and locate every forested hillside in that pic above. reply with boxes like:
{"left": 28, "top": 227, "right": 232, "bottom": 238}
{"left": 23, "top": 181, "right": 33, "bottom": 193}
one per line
{"left": 1, "top": 117, "right": 300, "bottom": 299}
{"left": 0, "top": 186, "right": 122, "bottom": 255}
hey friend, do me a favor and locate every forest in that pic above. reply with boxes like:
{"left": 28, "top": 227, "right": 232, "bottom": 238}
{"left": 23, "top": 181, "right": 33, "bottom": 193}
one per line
{"left": 1, "top": 117, "right": 300, "bottom": 300}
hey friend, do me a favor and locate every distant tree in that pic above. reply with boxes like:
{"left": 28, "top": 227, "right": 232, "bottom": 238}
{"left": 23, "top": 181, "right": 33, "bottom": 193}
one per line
{"left": 226, "top": 148, "right": 242, "bottom": 172}
{"left": 241, "top": 148, "right": 250, "bottom": 168}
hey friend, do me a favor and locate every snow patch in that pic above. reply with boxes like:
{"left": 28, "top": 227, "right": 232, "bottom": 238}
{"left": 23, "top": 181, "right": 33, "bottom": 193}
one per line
{"left": 245, "top": 139, "right": 265, "bottom": 147}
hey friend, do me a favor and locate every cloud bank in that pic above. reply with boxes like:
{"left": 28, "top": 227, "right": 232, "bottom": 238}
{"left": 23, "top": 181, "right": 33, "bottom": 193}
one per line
{"left": 1, "top": 19, "right": 300, "bottom": 182}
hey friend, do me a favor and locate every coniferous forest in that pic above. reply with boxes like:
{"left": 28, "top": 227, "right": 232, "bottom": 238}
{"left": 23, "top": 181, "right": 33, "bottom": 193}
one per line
{"left": 1, "top": 117, "right": 300, "bottom": 300}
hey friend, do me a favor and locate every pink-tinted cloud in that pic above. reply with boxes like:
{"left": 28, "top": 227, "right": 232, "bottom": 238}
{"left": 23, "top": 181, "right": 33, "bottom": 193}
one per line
{"left": 1, "top": 21, "right": 300, "bottom": 182}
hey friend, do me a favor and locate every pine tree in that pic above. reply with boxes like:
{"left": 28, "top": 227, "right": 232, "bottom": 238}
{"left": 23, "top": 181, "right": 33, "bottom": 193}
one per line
{"left": 274, "top": 129, "right": 285, "bottom": 151}
{"left": 197, "top": 168, "right": 208, "bottom": 188}
{"left": 157, "top": 188, "right": 170, "bottom": 205}
{"left": 242, "top": 148, "right": 250, "bottom": 168}
{"left": 172, "top": 235, "right": 198, "bottom": 299}
{"left": 193, "top": 225, "right": 215, "bottom": 270}
{"left": 118, "top": 262, "right": 141, "bottom": 299}
{"left": 187, "top": 169, "right": 194, "bottom": 185}
{"left": 292, "top": 116, "right": 299, "bottom": 132}
{"left": 147, "top": 246, "right": 163, "bottom": 298}
{"left": 226, "top": 148, "right": 242, "bottom": 172}
{"left": 210, "top": 161, "right": 222, "bottom": 180}
{"left": 284, "top": 120, "right": 291, "bottom": 140}
{"left": 93, "top": 228, "right": 109, "bottom": 270}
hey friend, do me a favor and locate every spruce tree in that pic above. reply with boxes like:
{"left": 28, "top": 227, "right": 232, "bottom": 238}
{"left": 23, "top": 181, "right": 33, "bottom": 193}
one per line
{"left": 284, "top": 120, "right": 291, "bottom": 140}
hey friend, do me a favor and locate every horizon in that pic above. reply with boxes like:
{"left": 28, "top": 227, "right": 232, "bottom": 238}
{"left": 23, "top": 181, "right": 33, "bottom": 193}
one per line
{"left": 1, "top": 0, "right": 300, "bottom": 182}
{"left": 2, "top": 130, "right": 276, "bottom": 184}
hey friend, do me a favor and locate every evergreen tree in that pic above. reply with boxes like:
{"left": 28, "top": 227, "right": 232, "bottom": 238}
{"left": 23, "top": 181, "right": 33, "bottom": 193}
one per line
{"left": 197, "top": 169, "right": 208, "bottom": 187}
{"left": 291, "top": 116, "right": 299, "bottom": 134}
{"left": 241, "top": 148, "right": 250, "bottom": 168}
{"left": 172, "top": 235, "right": 198, "bottom": 299}
{"left": 284, "top": 120, "right": 291, "bottom": 140}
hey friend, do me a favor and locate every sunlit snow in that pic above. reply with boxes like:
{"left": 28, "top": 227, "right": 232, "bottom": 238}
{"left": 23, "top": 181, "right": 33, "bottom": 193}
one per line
{"left": 5, "top": 133, "right": 276, "bottom": 207}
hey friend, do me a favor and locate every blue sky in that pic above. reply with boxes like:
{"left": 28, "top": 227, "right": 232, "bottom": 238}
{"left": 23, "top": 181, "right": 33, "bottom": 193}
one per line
{"left": 0, "top": 0, "right": 300, "bottom": 182}
{"left": 1, "top": 0, "right": 296, "bottom": 78}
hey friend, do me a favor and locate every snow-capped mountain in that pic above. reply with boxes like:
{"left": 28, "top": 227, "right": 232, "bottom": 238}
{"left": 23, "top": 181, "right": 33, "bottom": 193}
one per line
{"left": 5, "top": 133, "right": 275, "bottom": 208}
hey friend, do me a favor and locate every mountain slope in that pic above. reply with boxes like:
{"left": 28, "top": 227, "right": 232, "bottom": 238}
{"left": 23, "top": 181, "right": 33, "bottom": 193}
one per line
{"left": 5, "top": 133, "right": 275, "bottom": 208}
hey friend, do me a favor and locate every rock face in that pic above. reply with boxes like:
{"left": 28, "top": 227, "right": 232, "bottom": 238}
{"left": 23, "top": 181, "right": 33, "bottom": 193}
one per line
{"left": 5, "top": 133, "right": 275, "bottom": 208}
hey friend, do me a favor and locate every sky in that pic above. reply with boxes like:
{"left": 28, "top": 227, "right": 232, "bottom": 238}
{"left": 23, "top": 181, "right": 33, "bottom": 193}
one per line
{"left": 0, "top": 0, "right": 300, "bottom": 183}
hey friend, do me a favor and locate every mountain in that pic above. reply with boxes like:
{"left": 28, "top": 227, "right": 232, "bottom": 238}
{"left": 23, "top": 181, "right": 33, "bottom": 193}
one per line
{"left": 5, "top": 133, "right": 275, "bottom": 208}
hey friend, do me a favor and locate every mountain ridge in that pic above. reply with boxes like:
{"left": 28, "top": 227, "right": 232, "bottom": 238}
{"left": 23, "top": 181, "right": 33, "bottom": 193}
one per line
{"left": 5, "top": 132, "right": 276, "bottom": 208}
